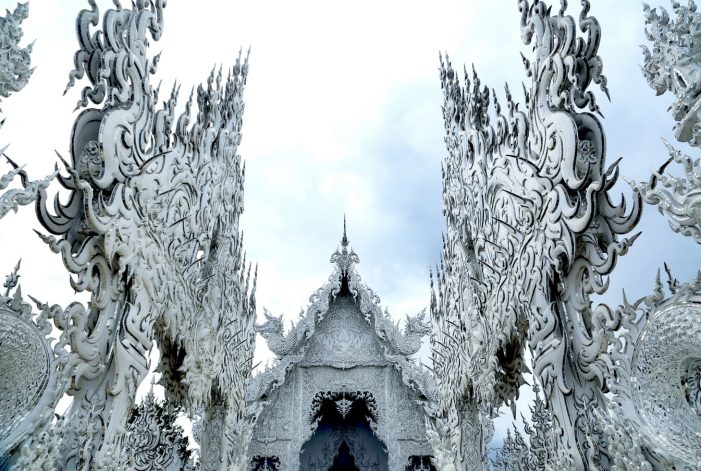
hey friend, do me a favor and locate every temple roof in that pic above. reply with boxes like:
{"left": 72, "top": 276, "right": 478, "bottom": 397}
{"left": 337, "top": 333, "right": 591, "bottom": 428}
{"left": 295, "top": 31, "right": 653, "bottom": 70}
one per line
{"left": 247, "top": 222, "right": 437, "bottom": 403}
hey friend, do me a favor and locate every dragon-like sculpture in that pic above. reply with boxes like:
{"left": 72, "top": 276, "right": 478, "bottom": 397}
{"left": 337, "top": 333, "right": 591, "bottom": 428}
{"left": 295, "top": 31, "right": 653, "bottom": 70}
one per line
{"left": 393, "top": 310, "right": 432, "bottom": 356}
{"left": 256, "top": 309, "right": 308, "bottom": 358}
{"left": 432, "top": 1, "right": 641, "bottom": 467}
{"left": 30, "top": 1, "right": 256, "bottom": 468}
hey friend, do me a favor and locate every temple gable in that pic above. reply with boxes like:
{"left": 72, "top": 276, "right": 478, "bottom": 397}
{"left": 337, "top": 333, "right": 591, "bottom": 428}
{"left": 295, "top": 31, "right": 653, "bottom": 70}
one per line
{"left": 302, "top": 294, "right": 387, "bottom": 368}
{"left": 246, "top": 228, "right": 437, "bottom": 471}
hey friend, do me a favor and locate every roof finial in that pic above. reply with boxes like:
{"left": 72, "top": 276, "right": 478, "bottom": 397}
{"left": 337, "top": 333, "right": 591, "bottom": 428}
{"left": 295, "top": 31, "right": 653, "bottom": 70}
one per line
{"left": 331, "top": 214, "right": 358, "bottom": 274}
{"left": 342, "top": 214, "right": 348, "bottom": 247}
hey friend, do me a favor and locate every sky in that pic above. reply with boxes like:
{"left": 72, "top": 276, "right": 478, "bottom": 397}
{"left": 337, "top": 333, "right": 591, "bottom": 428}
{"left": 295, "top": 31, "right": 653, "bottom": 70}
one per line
{"left": 1, "top": 0, "right": 700, "bottom": 455}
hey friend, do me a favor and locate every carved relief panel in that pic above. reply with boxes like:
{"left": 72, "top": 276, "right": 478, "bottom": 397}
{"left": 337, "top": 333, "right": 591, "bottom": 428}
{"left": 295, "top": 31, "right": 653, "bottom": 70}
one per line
{"left": 302, "top": 296, "right": 386, "bottom": 367}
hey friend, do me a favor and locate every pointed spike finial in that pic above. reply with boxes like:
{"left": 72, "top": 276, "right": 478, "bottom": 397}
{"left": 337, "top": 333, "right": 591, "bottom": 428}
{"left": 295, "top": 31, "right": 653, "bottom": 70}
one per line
{"left": 330, "top": 213, "right": 359, "bottom": 273}
{"left": 342, "top": 214, "right": 348, "bottom": 247}
{"left": 3, "top": 258, "right": 21, "bottom": 296}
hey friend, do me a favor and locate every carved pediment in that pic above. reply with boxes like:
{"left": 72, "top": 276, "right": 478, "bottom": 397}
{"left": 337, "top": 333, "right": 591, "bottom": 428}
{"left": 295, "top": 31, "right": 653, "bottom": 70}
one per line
{"left": 249, "top": 228, "right": 437, "bottom": 404}
{"left": 302, "top": 295, "right": 387, "bottom": 367}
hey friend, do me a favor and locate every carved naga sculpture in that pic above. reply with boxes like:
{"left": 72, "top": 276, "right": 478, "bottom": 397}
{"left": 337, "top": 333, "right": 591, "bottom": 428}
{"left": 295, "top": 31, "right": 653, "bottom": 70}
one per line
{"left": 432, "top": 0, "right": 641, "bottom": 468}
{"left": 394, "top": 310, "right": 432, "bottom": 356}
{"left": 256, "top": 309, "right": 304, "bottom": 358}
{"left": 28, "top": 0, "right": 256, "bottom": 468}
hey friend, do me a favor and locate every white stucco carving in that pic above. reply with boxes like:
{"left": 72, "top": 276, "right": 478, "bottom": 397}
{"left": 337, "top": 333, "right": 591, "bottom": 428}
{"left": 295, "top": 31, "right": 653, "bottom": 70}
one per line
{"left": 600, "top": 271, "right": 701, "bottom": 469}
{"left": 0, "top": 2, "right": 32, "bottom": 100}
{"left": 482, "top": 1, "right": 701, "bottom": 470}
{"left": 0, "top": 156, "right": 55, "bottom": 220}
{"left": 589, "top": 3, "right": 701, "bottom": 469}
{"left": 433, "top": 0, "right": 641, "bottom": 467}
{"left": 642, "top": 0, "right": 701, "bottom": 146}
{"left": 1, "top": 0, "right": 700, "bottom": 470}
{"left": 0, "top": 0, "right": 257, "bottom": 468}
{"left": 124, "top": 382, "right": 195, "bottom": 470}
{"left": 0, "top": 261, "right": 69, "bottom": 470}
{"left": 0, "top": 4, "right": 54, "bottom": 222}
{"left": 248, "top": 231, "right": 436, "bottom": 471}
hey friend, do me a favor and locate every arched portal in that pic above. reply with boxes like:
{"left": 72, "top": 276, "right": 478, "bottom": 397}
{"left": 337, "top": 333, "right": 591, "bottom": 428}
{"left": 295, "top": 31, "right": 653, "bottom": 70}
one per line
{"left": 299, "top": 391, "right": 388, "bottom": 471}
{"left": 329, "top": 441, "right": 357, "bottom": 470}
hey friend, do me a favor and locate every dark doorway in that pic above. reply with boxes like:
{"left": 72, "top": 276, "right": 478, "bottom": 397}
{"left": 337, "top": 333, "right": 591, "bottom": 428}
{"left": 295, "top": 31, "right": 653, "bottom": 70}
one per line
{"left": 299, "top": 392, "right": 388, "bottom": 471}
{"left": 329, "top": 441, "right": 358, "bottom": 470}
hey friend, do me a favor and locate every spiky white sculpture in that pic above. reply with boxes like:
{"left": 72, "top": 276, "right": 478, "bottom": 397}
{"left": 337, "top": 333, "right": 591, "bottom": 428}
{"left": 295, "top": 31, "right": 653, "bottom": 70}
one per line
{"left": 432, "top": 1, "right": 641, "bottom": 468}
{"left": 592, "top": 2, "right": 701, "bottom": 469}
{"left": 17, "top": 0, "right": 257, "bottom": 468}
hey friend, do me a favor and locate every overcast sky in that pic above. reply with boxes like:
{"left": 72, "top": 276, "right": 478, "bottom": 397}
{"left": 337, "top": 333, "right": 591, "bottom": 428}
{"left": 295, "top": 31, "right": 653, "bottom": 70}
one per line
{"left": 1, "top": 0, "right": 700, "bottom": 453}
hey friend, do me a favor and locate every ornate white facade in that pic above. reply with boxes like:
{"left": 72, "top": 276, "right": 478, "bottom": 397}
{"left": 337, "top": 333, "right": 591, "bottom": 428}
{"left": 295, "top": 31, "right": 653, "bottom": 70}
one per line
{"left": 247, "top": 228, "right": 438, "bottom": 470}
{"left": 0, "top": 0, "right": 700, "bottom": 470}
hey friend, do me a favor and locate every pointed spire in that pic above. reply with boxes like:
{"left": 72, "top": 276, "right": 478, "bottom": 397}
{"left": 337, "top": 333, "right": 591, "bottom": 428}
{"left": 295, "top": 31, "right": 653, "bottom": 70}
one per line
{"left": 342, "top": 213, "right": 348, "bottom": 248}
{"left": 330, "top": 214, "right": 359, "bottom": 275}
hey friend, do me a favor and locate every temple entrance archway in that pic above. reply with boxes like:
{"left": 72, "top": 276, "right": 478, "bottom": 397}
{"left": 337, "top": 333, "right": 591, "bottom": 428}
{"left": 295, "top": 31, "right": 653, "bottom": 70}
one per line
{"left": 299, "top": 391, "right": 388, "bottom": 471}
{"left": 329, "top": 441, "right": 357, "bottom": 470}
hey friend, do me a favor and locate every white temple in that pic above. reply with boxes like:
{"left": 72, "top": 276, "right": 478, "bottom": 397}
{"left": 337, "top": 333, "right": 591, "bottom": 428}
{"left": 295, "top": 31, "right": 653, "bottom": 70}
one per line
{"left": 0, "top": 0, "right": 700, "bottom": 470}
{"left": 246, "top": 225, "right": 436, "bottom": 470}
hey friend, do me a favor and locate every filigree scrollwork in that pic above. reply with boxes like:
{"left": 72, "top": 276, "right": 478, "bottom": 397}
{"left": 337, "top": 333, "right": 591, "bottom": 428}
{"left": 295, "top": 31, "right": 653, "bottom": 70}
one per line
{"left": 600, "top": 269, "right": 701, "bottom": 469}
{"left": 124, "top": 385, "right": 193, "bottom": 470}
{"left": 433, "top": 0, "right": 641, "bottom": 467}
{"left": 0, "top": 263, "right": 69, "bottom": 468}
{"left": 30, "top": 0, "right": 256, "bottom": 467}
{"left": 0, "top": 2, "right": 32, "bottom": 101}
